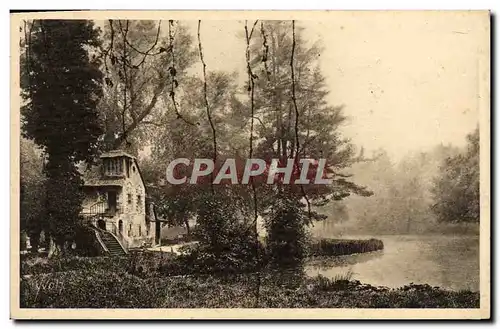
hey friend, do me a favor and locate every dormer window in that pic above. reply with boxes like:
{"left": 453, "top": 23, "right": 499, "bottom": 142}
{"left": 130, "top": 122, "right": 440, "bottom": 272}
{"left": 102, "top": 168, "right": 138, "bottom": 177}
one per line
{"left": 104, "top": 158, "right": 124, "bottom": 177}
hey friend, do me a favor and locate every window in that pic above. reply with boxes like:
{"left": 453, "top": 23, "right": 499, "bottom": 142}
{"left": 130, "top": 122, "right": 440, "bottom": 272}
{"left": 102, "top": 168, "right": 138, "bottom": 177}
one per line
{"left": 138, "top": 225, "right": 142, "bottom": 236}
{"left": 104, "top": 158, "right": 123, "bottom": 176}
{"left": 117, "top": 159, "right": 122, "bottom": 174}
{"left": 128, "top": 224, "right": 132, "bottom": 237}
{"left": 137, "top": 195, "right": 142, "bottom": 212}
{"left": 127, "top": 193, "right": 134, "bottom": 212}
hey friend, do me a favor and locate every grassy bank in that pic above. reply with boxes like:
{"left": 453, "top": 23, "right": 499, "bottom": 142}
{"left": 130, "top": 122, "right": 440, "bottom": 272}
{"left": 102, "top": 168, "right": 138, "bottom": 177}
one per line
{"left": 309, "top": 238, "right": 384, "bottom": 257}
{"left": 20, "top": 252, "right": 478, "bottom": 309}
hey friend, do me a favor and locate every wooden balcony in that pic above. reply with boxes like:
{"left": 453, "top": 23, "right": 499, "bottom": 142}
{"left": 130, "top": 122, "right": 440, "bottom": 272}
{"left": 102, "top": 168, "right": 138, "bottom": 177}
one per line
{"left": 81, "top": 201, "right": 121, "bottom": 219}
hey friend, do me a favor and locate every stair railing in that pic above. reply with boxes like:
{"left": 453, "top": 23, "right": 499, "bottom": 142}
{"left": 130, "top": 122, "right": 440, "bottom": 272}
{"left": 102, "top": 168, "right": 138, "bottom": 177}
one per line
{"left": 94, "top": 229, "right": 109, "bottom": 253}
{"left": 87, "top": 224, "right": 110, "bottom": 254}
{"left": 89, "top": 201, "right": 106, "bottom": 216}
{"left": 110, "top": 223, "right": 129, "bottom": 254}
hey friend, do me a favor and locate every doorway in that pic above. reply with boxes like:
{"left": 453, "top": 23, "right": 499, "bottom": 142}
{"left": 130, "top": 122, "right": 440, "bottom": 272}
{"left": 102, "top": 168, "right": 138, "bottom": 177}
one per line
{"left": 118, "top": 220, "right": 123, "bottom": 235}
{"left": 108, "top": 191, "right": 117, "bottom": 214}
{"left": 97, "top": 219, "right": 106, "bottom": 231}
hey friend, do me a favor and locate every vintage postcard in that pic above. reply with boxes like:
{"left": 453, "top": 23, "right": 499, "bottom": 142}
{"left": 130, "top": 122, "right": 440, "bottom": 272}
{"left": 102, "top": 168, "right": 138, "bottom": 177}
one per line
{"left": 10, "top": 10, "right": 490, "bottom": 320}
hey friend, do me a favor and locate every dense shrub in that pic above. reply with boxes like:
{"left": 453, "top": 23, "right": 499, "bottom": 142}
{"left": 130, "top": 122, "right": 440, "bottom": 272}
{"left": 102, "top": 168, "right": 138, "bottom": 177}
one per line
{"left": 73, "top": 225, "right": 103, "bottom": 257}
{"left": 187, "top": 192, "right": 260, "bottom": 274}
{"left": 265, "top": 197, "right": 309, "bottom": 269}
{"left": 159, "top": 240, "right": 265, "bottom": 277}
{"left": 309, "top": 238, "right": 384, "bottom": 257}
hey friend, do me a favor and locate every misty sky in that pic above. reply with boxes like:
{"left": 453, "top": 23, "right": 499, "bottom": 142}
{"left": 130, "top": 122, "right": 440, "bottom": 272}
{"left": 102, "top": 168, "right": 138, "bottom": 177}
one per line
{"left": 184, "top": 12, "right": 487, "bottom": 161}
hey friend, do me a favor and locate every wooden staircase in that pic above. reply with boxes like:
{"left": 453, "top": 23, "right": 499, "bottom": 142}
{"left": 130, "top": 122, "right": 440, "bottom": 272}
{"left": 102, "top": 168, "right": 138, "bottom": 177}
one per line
{"left": 82, "top": 201, "right": 128, "bottom": 256}
{"left": 99, "top": 230, "right": 127, "bottom": 256}
{"left": 86, "top": 224, "right": 127, "bottom": 256}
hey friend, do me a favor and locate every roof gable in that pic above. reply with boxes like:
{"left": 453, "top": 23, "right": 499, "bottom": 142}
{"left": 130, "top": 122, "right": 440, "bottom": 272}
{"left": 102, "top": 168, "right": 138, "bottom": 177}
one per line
{"left": 100, "top": 150, "right": 136, "bottom": 159}
{"left": 78, "top": 150, "right": 146, "bottom": 189}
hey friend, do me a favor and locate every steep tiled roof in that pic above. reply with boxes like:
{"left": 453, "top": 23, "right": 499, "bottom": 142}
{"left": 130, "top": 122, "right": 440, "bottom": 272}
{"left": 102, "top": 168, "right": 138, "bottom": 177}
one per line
{"left": 100, "top": 150, "right": 136, "bottom": 159}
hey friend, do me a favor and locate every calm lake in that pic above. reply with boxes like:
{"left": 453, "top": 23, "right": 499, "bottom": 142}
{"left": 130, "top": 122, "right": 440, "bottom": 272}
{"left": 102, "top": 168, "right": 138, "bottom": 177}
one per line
{"left": 305, "top": 234, "right": 480, "bottom": 291}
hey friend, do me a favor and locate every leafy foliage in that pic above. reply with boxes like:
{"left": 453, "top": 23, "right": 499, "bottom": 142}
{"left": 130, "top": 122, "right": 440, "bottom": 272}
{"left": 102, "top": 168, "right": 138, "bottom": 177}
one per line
{"left": 187, "top": 191, "right": 259, "bottom": 273}
{"left": 246, "top": 21, "right": 372, "bottom": 210}
{"left": 431, "top": 128, "right": 480, "bottom": 223}
{"left": 20, "top": 138, "right": 45, "bottom": 250}
{"left": 143, "top": 71, "right": 244, "bottom": 232}
{"left": 21, "top": 20, "right": 103, "bottom": 163}
{"left": 242, "top": 21, "right": 372, "bottom": 268}
{"left": 21, "top": 20, "right": 104, "bottom": 253}
{"left": 42, "top": 160, "right": 85, "bottom": 250}
{"left": 124, "top": 21, "right": 374, "bottom": 271}
{"left": 99, "top": 20, "right": 197, "bottom": 153}
{"left": 265, "top": 196, "right": 308, "bottom": 268}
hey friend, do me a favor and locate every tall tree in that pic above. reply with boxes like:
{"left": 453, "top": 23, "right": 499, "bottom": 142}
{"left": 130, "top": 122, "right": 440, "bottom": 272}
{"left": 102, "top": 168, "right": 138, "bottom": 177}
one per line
{"left": 242, "top": 21, "right": 371, "bottom": 267}
{"left": 431, "top": 128, "right": 480, "bottom": 223}
{"left": 245, "top": 21, "right": 371, "bottom": 213}
{"left": 21, "top": 20, "right": 104, "bottom": 255}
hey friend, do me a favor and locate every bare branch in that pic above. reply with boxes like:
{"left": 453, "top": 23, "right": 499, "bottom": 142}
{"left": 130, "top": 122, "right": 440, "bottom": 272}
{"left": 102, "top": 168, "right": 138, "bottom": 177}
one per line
{"left": 245, "top": 20, "right": 260, "bottom": 308}
{"left": 123, "top": 21, "right": 162, "bottom": 56}
{"left": 101, "top": 19, "right": 115, "bottom": 73}
{"left": 100, "top": 20, "right": 175, "bottom": 148}
{"left": 290, "top": 20, "right": 312, "bottom": 221}
{"left": 248, "top": 20, "right": 259, "bottom": 40}
{"left": 198, "top": 20, "right": 217, "bottom": 192}
{"left": 118, "top": 20, "right": 130, "bottom": 146}
{"left": 125, "top": 20, "right": 163, "bottom": 68}
{"left": 260, "top": 22, "right": 271, "bottom": 81}
{"left": 113, "top": 76, "right": 166, "bottom": 149}
{"left": 168, "top": 20, "right": 198, "bottom": 126}
{"left": 251, "top": 116, "right": 266, "bottom": 131}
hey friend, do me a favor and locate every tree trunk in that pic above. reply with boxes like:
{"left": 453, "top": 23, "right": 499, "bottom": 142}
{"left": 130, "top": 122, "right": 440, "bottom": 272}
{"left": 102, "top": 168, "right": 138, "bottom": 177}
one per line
{"left": 183, "top": 217, "right": 191, "bottom": 237}
{"left": 20, "top": 231, "right": 28, "bottom": 251}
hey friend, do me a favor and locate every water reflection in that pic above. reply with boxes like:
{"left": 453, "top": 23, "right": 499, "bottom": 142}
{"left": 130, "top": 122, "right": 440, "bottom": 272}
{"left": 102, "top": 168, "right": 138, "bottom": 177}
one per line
{"left": 305, "top": 235, "right": 479, "bottom": 291}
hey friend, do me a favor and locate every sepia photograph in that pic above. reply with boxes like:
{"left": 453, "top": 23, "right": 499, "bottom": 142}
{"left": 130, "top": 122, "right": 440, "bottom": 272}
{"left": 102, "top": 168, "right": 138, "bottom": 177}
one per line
{"left": 10, "top": 10, "right": 490, "bottom": 319}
